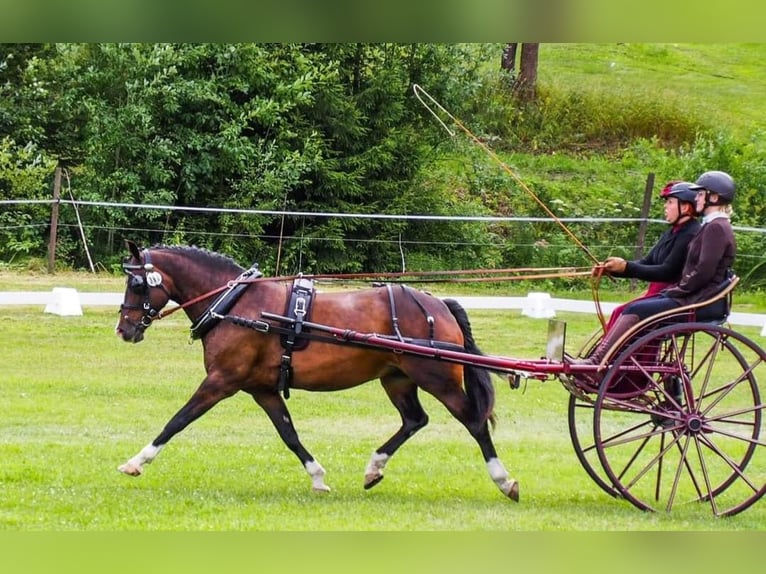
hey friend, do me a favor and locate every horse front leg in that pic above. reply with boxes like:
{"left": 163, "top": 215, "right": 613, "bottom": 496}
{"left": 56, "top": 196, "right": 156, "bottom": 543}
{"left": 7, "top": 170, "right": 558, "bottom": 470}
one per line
{"left": 250, "top": 389, "right": 330, "bottom": 493}
{"left": 118, "top": 377, "right": 235, "bottom": 476}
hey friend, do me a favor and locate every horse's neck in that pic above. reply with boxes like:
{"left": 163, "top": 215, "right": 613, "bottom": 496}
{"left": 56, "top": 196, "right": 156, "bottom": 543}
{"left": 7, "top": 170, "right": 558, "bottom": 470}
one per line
{"left": 156, "top": 250, "right": 242, "bottom": 304}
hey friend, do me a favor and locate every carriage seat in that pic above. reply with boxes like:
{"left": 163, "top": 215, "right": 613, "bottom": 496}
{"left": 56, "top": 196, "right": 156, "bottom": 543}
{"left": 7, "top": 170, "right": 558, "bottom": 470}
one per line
{"left": 643, "top": 274, "right": 737, "bottom": 327}
{"left": 600, "top": 274, "right": 740, "bottom": 364}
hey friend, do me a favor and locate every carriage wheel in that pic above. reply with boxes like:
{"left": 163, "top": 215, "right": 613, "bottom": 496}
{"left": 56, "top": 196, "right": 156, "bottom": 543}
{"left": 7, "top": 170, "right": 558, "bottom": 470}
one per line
{"left": 566, "top": 326, "right": 621, "bottom": 497}
{"left": 593, "top": 323, "right": 766, "bottom": 517}
{"left": 568, "top": 392, "right": 620, "bottom": 498}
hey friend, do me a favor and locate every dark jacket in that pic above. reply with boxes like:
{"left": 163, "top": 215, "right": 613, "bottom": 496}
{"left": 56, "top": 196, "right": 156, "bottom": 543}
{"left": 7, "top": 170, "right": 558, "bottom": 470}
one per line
{"left": 613, "top": 219, "right": 701, "bottom": 283}
{"left": 664, "top": 216, "right": 736, "bottom": 305}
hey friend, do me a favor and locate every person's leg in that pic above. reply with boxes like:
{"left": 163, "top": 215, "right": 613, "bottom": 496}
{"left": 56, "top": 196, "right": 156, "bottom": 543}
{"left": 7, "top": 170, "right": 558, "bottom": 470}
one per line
{"left": 570, "top": 295, "right": 681, "bottom": 366}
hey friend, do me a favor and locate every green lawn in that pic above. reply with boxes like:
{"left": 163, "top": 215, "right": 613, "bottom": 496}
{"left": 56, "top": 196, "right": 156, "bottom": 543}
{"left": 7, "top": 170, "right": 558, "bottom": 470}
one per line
{"left": 540, "top": 43, "right": 766, "bottom": 139}
{"left": 3, "top": 297, "right": 765, "bottom": 531}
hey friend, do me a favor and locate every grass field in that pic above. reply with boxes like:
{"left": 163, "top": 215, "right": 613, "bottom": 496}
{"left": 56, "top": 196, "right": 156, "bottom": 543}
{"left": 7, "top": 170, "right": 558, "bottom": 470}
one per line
{"left": 4, "top": 43, "right": 766, "bottom": 571}
{"left": 3, "top": 285, "right": 766, "bottom": 531}
{"left": 539, "top": 43, "right": 766, "bottom": 137}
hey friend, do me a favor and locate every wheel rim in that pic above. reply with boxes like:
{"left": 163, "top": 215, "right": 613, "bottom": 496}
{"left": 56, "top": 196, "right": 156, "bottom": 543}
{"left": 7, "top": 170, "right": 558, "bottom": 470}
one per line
{"left": 567, "top": 393, "right": 620, "bottom": 498}
{"left": 593, "top": 323, "right": 766, "bottom": 517}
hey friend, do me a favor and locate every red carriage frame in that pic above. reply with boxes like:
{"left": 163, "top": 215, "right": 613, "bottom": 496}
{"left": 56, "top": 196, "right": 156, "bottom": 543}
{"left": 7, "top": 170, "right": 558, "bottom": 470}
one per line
{"left": 223, "top": 271, "right": 766, "bottom": 517}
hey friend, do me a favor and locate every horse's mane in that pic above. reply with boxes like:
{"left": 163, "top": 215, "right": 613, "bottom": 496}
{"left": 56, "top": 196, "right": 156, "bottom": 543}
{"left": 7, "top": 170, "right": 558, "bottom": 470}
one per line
{"left": 150, "top": 244, "right": 245, "bottom": 273}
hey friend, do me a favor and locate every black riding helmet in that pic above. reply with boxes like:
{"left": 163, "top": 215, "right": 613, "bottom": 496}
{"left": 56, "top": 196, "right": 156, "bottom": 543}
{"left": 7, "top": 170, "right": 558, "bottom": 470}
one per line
{"left": 660, "top": 181, "right": 698, "bottom": 204}
{"left": 660, "top": 181, "right": 698, "bottom": 223}
{"left": 689, "top": 170, "right": 736, "bottom": 206}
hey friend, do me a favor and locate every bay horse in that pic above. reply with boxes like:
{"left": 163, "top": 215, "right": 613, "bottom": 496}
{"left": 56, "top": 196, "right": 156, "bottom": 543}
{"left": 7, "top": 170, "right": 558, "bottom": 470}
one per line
{"left": 115, "top": 240, "right": 518, "bottom": 501}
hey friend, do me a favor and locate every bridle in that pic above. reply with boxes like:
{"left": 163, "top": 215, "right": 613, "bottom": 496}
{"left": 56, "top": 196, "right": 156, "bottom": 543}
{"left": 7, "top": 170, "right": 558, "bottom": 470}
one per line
{"left": 120, "top": 249, "right": 172, "bottom": 333}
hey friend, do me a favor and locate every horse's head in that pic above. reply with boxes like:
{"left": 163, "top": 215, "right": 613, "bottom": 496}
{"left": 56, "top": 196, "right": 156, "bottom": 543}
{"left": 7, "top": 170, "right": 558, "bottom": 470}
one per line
{"left": 115, "top": 240, "right": 173, "bottom": 343}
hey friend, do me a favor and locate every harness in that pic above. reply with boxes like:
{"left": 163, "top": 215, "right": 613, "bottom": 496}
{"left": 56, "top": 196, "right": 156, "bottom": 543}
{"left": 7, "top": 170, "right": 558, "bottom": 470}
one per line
{"left": 276, "top": 276, "right": 316, "bottom": 399}
{"left": 375, "top": 282, "right": 435, "bottom": 343}
{"left": 213, "top": 282, "right": 441, "bottom": 400}
{"left": 120, "top": 250, "right": 172, "bottom": 333}
{"left": 189, "top": 263, "right": 263, "bottom": 340}
{"left": 121, "top": 251, "right": 444, "bottom": 401}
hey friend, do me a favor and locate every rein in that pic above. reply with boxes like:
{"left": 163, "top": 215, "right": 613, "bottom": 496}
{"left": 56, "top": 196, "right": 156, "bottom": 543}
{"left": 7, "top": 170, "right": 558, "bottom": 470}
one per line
{"left": 156, "top": 284, "right": 229, "bottom": 320}
{"left": 239, "top": 265, "right": 593, "bottom": 284}
{"left": 590, "top": 264, "right": 609, "bottom": 333}
{"left": 413, "top": 84, "right": 600, "bottom": 266}
{"left": 150, "top": 265, "right": 593, "bottom": 322}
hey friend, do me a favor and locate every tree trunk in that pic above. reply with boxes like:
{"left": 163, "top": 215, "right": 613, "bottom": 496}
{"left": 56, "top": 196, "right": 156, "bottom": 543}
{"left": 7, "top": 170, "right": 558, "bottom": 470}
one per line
{"left": 501, "top": 43, "right": 518, "bottom": 74}
{"left": 512, "top": 43, "right": 539, "bottom": 102}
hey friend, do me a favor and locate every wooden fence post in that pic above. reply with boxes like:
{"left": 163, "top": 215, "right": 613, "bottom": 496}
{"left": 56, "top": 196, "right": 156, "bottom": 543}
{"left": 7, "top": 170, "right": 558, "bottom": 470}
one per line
{"left": 47, "top": 165, "right": 62, "bottom": 274}
{"left": 631, "top": 172, "right": 655, "bottom": 291}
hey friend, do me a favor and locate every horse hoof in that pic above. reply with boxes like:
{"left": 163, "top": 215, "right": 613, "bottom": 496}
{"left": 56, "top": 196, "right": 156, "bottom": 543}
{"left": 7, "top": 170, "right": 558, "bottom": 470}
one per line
{"left": 312, "top": 485, "right": 331, "bottom": 493}
{"left": 118, "top": 463, "right": 142, "bottom": 476}
{"left": 364, "top": 474, "right": 384, "bottom": 490}
{"left": 506, "top": 480, "right": 519, "bottom": 502}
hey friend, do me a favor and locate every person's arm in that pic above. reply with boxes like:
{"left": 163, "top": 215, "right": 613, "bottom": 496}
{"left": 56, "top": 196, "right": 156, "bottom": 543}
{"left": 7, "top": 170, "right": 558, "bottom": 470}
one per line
{"left": 665, "top": 224, "right": 728, "bottom": 297}
{"left": 608, "top": 227, "right": 695, "bottom": 282}
{"left": 623, "top": 231, "right": 694, "bottom": 282}
{"left": 603, "top": 233, "right": 665, "bottom": 278}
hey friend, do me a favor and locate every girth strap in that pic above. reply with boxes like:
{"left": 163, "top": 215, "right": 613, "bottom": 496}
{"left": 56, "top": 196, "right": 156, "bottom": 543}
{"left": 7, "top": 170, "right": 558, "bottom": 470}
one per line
{"left": 278, "top": 276, "right": 316, "bottom": 399}
{"left": 380, "top": 284, "right": 435, "bottom": 343}
{"left": 403, "top": 285, "right": 435, "bottom": 343}
{"left": 385, "top": 284, "right": 404, "bottom": 342}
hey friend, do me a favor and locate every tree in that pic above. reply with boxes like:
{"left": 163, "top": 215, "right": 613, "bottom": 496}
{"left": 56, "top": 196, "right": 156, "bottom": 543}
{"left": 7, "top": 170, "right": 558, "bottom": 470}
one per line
{"left": 501, "top": 42, "right": 539, "bottom": 102}
{"left": 500, "top": 43, "right": 518, "bottom": 75}
{"left": 1, "top": 43, "right": 492, "bottom": 272}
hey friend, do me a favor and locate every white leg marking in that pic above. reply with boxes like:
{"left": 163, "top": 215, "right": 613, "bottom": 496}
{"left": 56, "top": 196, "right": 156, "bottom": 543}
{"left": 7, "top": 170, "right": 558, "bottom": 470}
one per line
{"left": 487, "top": 457, "right": 519, "bottom": 500}
{"left": 364, "top": 451, "right": 389, "bottom": 485}
{"left": 118, "top": 443, "right": 164, "bottom": 476}
{"left": 305, "top": 459, "right": 331, "bottom": 492}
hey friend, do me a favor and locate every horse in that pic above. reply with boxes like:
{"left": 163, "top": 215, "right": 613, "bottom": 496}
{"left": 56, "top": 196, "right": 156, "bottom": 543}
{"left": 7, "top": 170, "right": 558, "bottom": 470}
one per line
{"left": 114, "top": 240, "right": 519, "bottom": 501}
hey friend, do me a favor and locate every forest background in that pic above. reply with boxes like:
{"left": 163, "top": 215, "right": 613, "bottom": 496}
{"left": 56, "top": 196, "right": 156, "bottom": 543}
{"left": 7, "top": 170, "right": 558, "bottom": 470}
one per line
{"left": 1, "top": 43, "right": 765, "bottom": 293}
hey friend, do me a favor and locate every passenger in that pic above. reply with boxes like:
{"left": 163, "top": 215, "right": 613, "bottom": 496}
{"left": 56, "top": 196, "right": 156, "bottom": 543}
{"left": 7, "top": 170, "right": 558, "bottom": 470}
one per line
{"left": 571, "top": 170, "right": 736, "bottom": 367}
{"left": 601, "top": 181, "right": 701, "bottom": 331}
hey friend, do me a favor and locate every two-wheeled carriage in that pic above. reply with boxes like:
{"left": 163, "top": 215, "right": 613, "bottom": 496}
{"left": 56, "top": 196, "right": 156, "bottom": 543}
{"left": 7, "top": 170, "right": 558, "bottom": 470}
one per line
{"left": 558, "top": 276, "right": 766, "bottom": 517}
{"left": 116, "top": 242, "right": 766, "bottom": 517}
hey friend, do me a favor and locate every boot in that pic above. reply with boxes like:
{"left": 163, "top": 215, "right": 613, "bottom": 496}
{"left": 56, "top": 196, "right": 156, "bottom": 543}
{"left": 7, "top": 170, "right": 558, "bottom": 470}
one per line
{"left": 569, "top": 313, "right": 641, "bottom": 366}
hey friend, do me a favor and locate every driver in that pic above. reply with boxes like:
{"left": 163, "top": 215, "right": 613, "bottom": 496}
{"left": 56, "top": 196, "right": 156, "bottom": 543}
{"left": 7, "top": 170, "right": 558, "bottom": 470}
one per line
{"left": 599, "top": 180, "right": 701, "bottom": 331}
{"left": 570, "top": 170, "right": 736, "bottom": 367}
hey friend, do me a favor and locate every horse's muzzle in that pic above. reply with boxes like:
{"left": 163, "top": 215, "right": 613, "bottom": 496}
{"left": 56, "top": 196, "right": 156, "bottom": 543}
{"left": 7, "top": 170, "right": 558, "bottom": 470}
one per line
{"left": 116, "top": 325, "right": 145, "bottom": 343}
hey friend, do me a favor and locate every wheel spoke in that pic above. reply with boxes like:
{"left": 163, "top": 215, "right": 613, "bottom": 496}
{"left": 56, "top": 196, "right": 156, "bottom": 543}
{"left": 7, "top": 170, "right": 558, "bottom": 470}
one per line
{"left": 696, "top": 432, "right": 761, "bottom": 494}
{"left": 594, "top": 323, "right": 766, "bottom": 516}
{"left": 692, "top": 434, "right": 720, "bottom": 516}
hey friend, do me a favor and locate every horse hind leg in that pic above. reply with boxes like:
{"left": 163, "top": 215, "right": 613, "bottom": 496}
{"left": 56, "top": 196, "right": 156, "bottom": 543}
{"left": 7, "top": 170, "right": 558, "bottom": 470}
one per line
{"left": 118, "top": 443, "right": 164, "bottom": 476}
{"left": 447, "top": 398, "right": 519, "bottom": 501}
{"left": 415, "top": 364, "right": 519, "bottom": 502}
{"left": 475, "top": 423, "right": 519, "bottom": 502}
{"left": 364, "top": 375, "right": 429, "bottom": 490}
{"left": 458, "top": 392, "right": 519, "bottom": 501}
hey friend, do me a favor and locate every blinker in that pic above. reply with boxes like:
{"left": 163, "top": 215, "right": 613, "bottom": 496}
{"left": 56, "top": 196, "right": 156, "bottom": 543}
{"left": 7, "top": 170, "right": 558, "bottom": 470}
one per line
{"left": 128, "top": 273, "right": 147, "bottom": 294}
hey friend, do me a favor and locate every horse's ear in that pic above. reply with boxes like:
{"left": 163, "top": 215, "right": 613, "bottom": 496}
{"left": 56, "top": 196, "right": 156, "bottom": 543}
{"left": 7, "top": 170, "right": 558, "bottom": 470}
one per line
{"left": 125, "top": 239, "right": 142, "bottom": 261}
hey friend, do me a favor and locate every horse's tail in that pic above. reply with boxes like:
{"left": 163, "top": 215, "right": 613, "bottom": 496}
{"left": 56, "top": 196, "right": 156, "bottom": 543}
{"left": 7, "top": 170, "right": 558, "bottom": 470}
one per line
{"left": 443, "top": 298, "right": 496, "bottom": 429}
